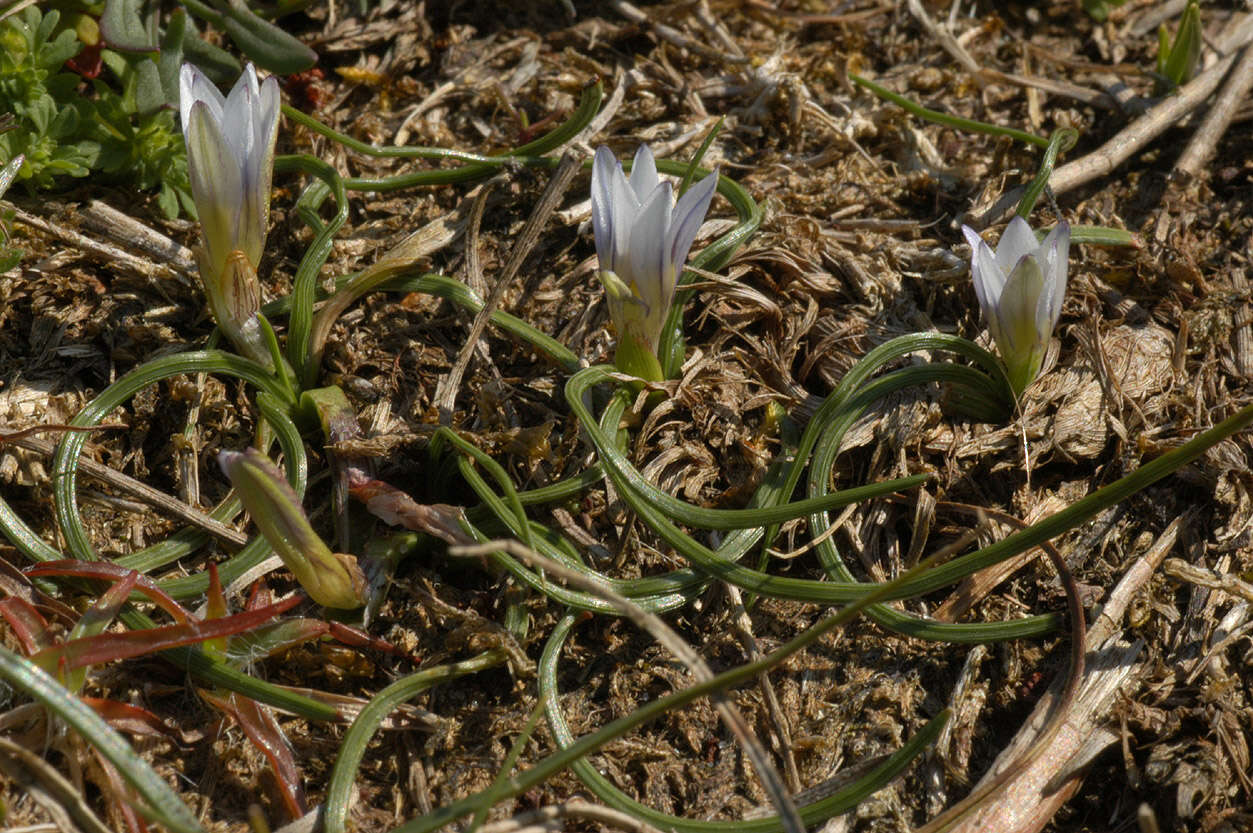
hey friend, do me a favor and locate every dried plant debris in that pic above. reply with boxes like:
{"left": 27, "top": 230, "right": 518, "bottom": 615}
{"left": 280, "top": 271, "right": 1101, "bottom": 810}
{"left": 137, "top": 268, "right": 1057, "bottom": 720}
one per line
{"left": 2, "top": 2, "right": 1253, "bottom": 833}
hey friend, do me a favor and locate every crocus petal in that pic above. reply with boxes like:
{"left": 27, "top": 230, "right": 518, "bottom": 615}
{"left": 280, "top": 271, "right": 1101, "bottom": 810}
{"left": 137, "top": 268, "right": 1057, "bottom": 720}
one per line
{"left": 994, "top": 215, "right": 1040, "bottom": 277}
{"left": 996, "top": 255, "right": 1046, "bottom": 357}
{"left": 179, "top": 64, "right": 224, "bottom": 133}
{"left": 185, "top": 101, "right": 243, "bottom": 274}
{"left": 627, "top": 181, "right": 674, "bottom": 319}
{"left": 965, "top": 217, "right": 1072, "bottom": 397}
{"left": 589, "top": 144, "right": 723, "bottom": 372}
{"left": 628, "top": 144, "right": 660, "bottom": 200}
{"left": 586, "top": 145, "right": 626, "bottom": 269}
{"left": 666, "top": 170, "right": 718, "bottom": 293}
{"left": 590, "top": 146, "right": 620, "bottom": 270}
{"left": 967, "top": 230, "right": 1007, "bottom": 317}
{"left": 1038, "top": 220, "right": 1070, "bottom": 327}
{"left": 237, "top": 71, "right": 280, "bottom": 267}
{"left": 222, "top": 65, "right": 259, "bottom": 161}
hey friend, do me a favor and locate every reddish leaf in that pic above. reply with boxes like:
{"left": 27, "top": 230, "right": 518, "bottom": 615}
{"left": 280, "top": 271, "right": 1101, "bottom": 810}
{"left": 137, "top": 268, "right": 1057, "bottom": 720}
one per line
{"left": 38, "top": 594, "right": 304, "bottom": 672}
{"left": 26, "top": 561, "right": 191, "bottom": 624}
{"left": 347, "top": 473, "right": 471, "bottom": 545}
{"left": 71, "top": 571, "right": 138, "bottom": 640}
{"left": 57, "top": 572, "right": 139, "bottom": 688}
{"left": 0, "top": 596, "right": 53, "bottom": 655}
{"left": 226, "top": 618, "right": 328, "bottom": 665}
{"left": 66, "top": 42, "right": 105, "bottom": 79}
{"left": 326, "top": 620, "right": 421, "bottom": 665}
{"left": 82, "top": 697, "right": 185, "bottom": 744}
{"left": 245, "top": 579, "right": 273, "bottom": 612}
{"left": 203, "top": 564, "right": 228, "bottom": 660}
{"left": 200, "top": 689, "right": 306, "bottom": 820}
{"left": 0, "top": 556, "right": 78, "bottom": 625}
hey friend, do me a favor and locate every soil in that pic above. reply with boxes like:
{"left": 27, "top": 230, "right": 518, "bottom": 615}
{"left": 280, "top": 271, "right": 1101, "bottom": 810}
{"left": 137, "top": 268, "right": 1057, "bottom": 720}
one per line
{"left": 2, "top": 2, "right": 1252, "bottom": 832}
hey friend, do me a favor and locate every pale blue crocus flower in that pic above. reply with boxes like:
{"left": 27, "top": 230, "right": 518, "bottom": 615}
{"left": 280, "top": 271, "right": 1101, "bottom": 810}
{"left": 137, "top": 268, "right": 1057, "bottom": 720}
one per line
{"left": 962, "top": 217, "right": 1071, "bottom": 398}
{"left": 179, "top": 63, "right": 279, "bottom": 364}
{"left": 591, "top": 144, "right": 718, "bottom": 380}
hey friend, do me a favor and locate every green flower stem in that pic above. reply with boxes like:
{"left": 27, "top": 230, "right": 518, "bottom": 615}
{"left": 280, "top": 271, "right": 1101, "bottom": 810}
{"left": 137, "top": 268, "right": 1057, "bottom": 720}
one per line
{"left": 282, "top": 79, "right": 600, "bottom": 187}
{"left": 404, "top": 273, "right": 582, "bottom": 372}
{"left": 16, "top": 351, "right": 338, "bottom": 721}
{"left": 431, "top": 428, "right": 536, "bottom": 551}
{"left": 756, "top": 333, "right": 1012, "bottom": 561}
{"left": 50, "top": 352, "right": 292, "bottom": 567}
{"left": 443, "top": 436, "right": 700, "bottom": 612}
{"left": 323, "top": 649, "right": 510, "bottom": 833}
{"left": 119, "top": 393, "right": 305, "bottom": 599}
{"left": 273, "top": 153, "right": 348, "bottom": 387}
{"left": 442, "top": 418, "right": 804, "bottom": 614}
{"left": 589, "top": 370, "right": 1053, "bottom": 642}
{"left": 538, "top": 614, "right": 947, "bottom": 833}
{"left": 849, "top": 73, "right": 1051, "bottom": 149}
{"left": 0, "top": 646, "right": 205, "bottom": 833}
{"left": 805, "top": 378, "right": 994, "bottom": 638}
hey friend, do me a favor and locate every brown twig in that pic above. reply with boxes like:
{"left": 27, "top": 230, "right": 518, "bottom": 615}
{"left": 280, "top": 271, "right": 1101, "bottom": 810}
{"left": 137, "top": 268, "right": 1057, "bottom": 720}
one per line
{"left": 1173, "top": 43, "right": 1253, "bottom": 180}
{"left": 922, "top": 515, "right": 1187, "bottom": 832}
{"left": 77, "top": 199, "right": 197, "bottom": 277}
{"left": 610, "top": 0, "right": 749, "bottom": 65}
{"left": 7, "top": 204, "right": 188, "bottom": 283}
{"left": 969, "top": 18, "right": 1253, "bottom": 229}
{"left": 0, "top": 735, "right": 113, "bottom": 833}
{"left": 6, "top": 434, "right": 248, "bottom": 548}
{"left": 907, "top": 0, "right": 984, "bottom": 81}
{"left": 723, "top": 582, "right": 802, "bottom": 793}
{"left": 915, "top": 501, "right": 1088, "bottom": 833}
{"left": 1047, "top": 21, "right": 1253, "bottom": 196}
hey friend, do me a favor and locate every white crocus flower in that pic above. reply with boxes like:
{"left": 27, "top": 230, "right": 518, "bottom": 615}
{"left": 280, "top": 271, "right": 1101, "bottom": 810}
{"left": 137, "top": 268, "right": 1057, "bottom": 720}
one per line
{"left": 591, "top": 144, "right": 718, "bottom": 380}
{"left": 962, "top": 217, "right": 1071, "bottom": 397}
{"left": 179, "top": 63, "right": 279, "bottom": 365}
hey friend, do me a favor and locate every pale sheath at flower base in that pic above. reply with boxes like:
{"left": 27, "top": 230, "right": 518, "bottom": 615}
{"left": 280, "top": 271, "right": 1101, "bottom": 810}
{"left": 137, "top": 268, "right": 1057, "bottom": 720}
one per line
{"left": 962, "top": 217, "right": 1071, "bottom": 398}
{"left": 591, "top": 144, "right": 718, "bottom": 380}
{"left": 179, "top": 63, "right": 279, "bottom": 365}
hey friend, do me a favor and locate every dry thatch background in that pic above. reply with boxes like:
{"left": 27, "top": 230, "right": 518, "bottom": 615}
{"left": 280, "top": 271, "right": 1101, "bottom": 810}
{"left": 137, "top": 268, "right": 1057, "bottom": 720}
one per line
{"left": 3, "top": 1, "right": 1253, "bottom": 831}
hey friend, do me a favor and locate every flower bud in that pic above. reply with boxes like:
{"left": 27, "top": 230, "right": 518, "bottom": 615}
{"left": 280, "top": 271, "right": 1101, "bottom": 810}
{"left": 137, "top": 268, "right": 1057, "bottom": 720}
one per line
{"left": 962, "top": 217, "right": 1070, "bottom": 397}
{"left": 219, "top": 449, "right": 365, "bottom": 609}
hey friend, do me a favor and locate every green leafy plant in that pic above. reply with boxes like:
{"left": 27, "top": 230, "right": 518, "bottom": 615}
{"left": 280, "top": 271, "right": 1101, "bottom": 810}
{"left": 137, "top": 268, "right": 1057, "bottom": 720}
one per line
{"left": 1156, "top": 0, "right": 1202, "bottom": 94}
{"left": 0, "top": 7, "right": 101, "bottom": 188}
{"left": 0, "top": 0, "right": 317, "bottom": 218}
{"left": 2, "top": 42, "right": 1250, "bottom": 833}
